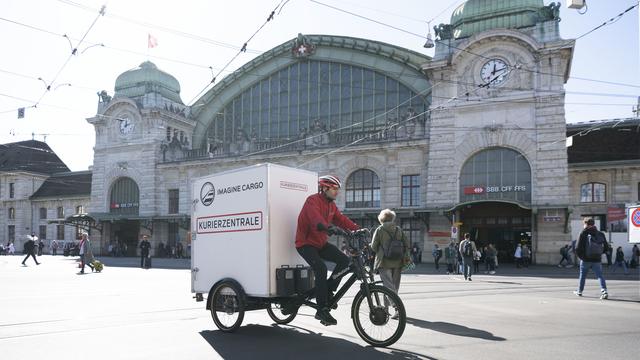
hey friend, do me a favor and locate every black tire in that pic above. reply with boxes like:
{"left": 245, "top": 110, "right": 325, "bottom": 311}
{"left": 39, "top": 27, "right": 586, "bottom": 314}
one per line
{"left": 266, "top": 303, "right": 298, "bottom": 324}
{"left": 210, "top": 281, "right": 245, "bottom": 332}
{"left": 351, "top": 285, "right": 406, "bottom": 347}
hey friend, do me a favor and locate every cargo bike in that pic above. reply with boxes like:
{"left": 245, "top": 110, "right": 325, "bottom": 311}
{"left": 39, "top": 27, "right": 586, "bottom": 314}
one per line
{"left": 206, "top": 229, "right": 406, "bottom": 347}
{"left": 191, "top": 164, "right": 406, "bottom": 347}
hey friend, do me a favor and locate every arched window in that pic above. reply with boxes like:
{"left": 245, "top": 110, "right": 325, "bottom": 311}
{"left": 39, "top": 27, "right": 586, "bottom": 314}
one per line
{"left": 580, "top": 183, "right": 606, "bottom": 203}
{"left": 110, "top": 177, "right": 140, "bottom": 215}
{"left": 207, "top": 61, "right": 428, "bottom": 145}
{"left": 459, "top": 147, "right": 532, "bottom": 204}
{"left": 345, "top": 169, "right": 380, "bottom": 208}
{"left": 8, "top": 207, "right": 15, "bottom": 220}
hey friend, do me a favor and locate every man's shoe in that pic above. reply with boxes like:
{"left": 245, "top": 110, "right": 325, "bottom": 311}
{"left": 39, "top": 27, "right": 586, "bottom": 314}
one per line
{"left": 573, "top": 290, "right": 582, "bottom": 297}
{"left": 600, "top": 291, "right": 609, "bottom": 300}
{"left": 315, "top": 308, "right": 337, "bottom": 326}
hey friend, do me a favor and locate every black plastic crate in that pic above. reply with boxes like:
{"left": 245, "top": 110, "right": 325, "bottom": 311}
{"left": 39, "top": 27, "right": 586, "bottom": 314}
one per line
{"left": 294, "top": 265, "right": 315, "bottom": 293}
{"left": 276, "top": 265, "right": 295, "bottom": 296}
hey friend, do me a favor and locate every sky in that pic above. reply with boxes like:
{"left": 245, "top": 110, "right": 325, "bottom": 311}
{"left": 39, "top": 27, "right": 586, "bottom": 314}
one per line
{"left": 1, "top": 0, "right": 638, "bottom": 171}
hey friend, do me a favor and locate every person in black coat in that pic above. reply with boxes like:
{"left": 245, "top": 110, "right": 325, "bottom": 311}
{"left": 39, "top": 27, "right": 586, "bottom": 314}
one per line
{"left": 21, "top": 235, "right": 40, "bottom": 266}
{"left": 139, "top": 235, "right": 151, "bottom": 268}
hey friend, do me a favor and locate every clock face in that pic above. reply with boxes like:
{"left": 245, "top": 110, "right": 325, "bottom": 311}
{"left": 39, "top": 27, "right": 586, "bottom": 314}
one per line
{"left": 480, "top": 59, "right": 509, "bottom": 86}
{"left": 119, "top": 116, "right": 135, "bottom": 135}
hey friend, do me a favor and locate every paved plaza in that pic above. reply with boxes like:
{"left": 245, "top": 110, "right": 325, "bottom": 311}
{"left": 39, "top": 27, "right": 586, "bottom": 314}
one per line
{"left": 1, "top": 255, "right": 638, "bottom": 360}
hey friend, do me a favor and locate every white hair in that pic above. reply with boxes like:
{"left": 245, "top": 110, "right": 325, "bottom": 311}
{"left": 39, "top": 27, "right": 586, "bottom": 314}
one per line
{"left": 378, "top": 209, "right": 396, "bottom": 224}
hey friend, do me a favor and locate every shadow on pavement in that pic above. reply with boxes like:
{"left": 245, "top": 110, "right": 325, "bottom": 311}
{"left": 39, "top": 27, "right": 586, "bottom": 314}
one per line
{"left": 200, "top": 324, "right": 437, "bottom": 360}
{"left": 406, "top": 317, "right": 506, "bottom": 341}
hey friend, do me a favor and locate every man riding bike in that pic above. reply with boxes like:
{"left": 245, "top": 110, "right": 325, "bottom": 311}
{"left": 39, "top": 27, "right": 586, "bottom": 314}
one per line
{"left": 294, "top": 175, "right": 360, "bottom": 326}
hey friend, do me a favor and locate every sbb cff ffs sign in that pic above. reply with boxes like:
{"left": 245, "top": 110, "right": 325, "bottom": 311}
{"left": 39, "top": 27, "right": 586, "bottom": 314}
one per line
{"left": 463, "top": 185, "right": 527, "bottom": 194}
{"left": 464, "top": 186, "right": 485, "bottom": 195}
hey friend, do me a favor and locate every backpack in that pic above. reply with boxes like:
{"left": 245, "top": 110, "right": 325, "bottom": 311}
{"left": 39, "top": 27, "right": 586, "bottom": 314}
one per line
{"left": 585, "top": 231, "right": 606, "bottom": 259}
{"left": 380, "top": 226, "right": 405, "bottom": 261}
{"left": 462, "top": 241, "right": 473, "bottom": 257}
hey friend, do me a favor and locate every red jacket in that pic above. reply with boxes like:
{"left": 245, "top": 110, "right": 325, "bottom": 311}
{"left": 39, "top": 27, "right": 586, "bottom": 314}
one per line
{"left": 295, "top": 193, "right": 359, "bottom": 249}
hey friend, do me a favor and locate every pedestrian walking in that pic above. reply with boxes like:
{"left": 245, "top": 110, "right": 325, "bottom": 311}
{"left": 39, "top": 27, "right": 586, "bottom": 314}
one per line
{"left": 139, "top": 235, "right": 151, "bottom": 268}
{"left": 574, "top": 218, "right": 609, "bottom": 299}
{"left": 37, "top": 238, "right": 44, "bottom": 256}
{"left": 78, "top": 232, "right": 95, "bottom": 274}
{"left": 485, "top": 244, "right": 497, "bottom": 274}
{"left": 514, "top": 244, "right": 523, "bottom": 268}
{"left": 631, "top": 245, "right": 639, "bottom": 269}
{"left": 370, "top": 209, "right": 410, "bottom": 319}
{"left": 459, "top": 233, "right": 477, "bottom": 281}
{"left": 51, "top": 239, "right": 58, "bottom": 256}
{"left": 612, "top": 246, "right": 629, "bottom": 275}
{"left": 7, "top": 242, "right": 15, "bottom": 255}
{"left": 21, "top": 235, "right": 40, "bottom": 266}
{"left": 522, "top": 244, "right": 531, "bottom": 267}
{"left": 432, "top": 244, "right": 441, "bottom": 270}
{"left": 605, "top": 244, "right": 613, "bottom": 267}
{"left": 445, "top": 242, "right": 455, "bottom": 274}
{"left": 411, "top": 243, "right": 420, "bottom": 264}
{"left": 473, "top": 248, "right": 481, "bottom": 274}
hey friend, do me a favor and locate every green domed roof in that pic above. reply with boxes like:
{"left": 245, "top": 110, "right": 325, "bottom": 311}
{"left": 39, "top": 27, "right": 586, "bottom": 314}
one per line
{"left": 114, "top": 61, "right": 183, "bottom": 104}
{"left": 450, "top": 0, "right": 548, "bottom": 39}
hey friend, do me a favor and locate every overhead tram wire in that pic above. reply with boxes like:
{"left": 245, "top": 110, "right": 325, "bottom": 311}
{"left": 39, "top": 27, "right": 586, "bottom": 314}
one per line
{"left": 54, "top": 0, "right": 263, "bottom": 54}
{"left": 187, "top": 0, "right": 291, "bottom": 106}
{"left": 3, "top": 15, "right": 639, "bottom": 99}
{"left": 32, "top": 4, "right": 107, "bottom": 108}
{"left": 575, "top": 2, "right": 640, "bottom": 40}
{"left": 308, "top": 0, "right": 640, "bottom": 90}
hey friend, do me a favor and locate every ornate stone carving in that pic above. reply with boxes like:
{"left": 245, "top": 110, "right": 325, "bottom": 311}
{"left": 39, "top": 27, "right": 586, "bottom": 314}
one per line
{"left": 291, "top": 33, "right": 316, "bottom": 58}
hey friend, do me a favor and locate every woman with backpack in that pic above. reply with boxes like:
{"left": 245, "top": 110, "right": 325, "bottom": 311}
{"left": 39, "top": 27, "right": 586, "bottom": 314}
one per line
{"left": 370, "top": 209, "right": 411, "bottom": 319}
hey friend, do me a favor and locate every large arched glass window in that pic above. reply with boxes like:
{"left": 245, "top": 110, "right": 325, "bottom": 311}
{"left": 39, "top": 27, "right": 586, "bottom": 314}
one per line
{"left": 345, "top": 169, "right": 380, "bottom": 208}
{"left": 109, "top": 177, "right": 140, "bottom": 215}
{"left": 459, "top": 147, "right": 532, "bottom": 204}
{"left": 207, "top": 61, "right": 428, "bottom": 144}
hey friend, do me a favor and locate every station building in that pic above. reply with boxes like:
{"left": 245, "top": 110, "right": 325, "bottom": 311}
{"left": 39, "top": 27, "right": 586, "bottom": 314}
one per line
{"left": 2, "top": 0, "right": 638, "bottom": 262}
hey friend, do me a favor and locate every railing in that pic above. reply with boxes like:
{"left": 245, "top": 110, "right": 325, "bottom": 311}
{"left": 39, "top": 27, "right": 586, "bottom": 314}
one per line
{"left": 162, "top": 126, "right": 428, "bottom": 163}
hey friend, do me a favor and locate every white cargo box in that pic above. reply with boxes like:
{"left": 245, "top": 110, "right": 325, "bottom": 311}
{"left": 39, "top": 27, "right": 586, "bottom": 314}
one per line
{"left": 191, "top": 163, "right": 317, "bottom": 297}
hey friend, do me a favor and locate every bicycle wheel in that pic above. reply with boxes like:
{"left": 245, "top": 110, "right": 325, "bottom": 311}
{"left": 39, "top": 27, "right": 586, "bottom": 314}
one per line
{"left": 351, "top": 285, "right": 406, "bottom": 347}
{"left": 266, "top": 303, "right": 298, "bottom": 324}
{"left": 210, "top": 281, "right": 245, "bottom": 332}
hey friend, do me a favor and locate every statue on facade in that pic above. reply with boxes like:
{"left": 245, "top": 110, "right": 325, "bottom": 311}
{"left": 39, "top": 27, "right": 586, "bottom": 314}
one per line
{"left": 434, "top": 24, "right": 453, "bottom": 40}
{"left": 539, "top": 2, "right": 561, "bottom": 22}
{"left": 404, "top": 108, "right": 417, "bottom": 139}
{"left": 97, "top": 90, "right": 112, "bottom": 104}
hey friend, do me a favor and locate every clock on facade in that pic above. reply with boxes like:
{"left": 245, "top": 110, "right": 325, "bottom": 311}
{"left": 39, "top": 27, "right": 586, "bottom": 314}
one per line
{"left": 119, "top": 116, "right": 135, "bottom": 135}
{"left": 480, "top": 58, "right": 509, "bottom": 86}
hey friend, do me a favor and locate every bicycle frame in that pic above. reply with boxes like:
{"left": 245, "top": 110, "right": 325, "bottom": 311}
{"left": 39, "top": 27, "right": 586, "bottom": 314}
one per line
{"left": 295, "top": 232, "right": 384, "bottom": 312}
